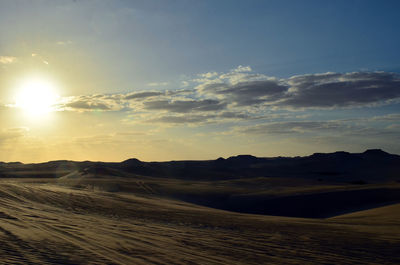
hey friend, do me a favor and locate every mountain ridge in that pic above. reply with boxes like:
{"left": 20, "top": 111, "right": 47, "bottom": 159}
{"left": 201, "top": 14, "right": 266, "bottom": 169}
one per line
{"left": 0, "top": 149, "right": 399, "bottom": 182}
{"left": 2, "top": 148, "right": 398, "bottom": 165}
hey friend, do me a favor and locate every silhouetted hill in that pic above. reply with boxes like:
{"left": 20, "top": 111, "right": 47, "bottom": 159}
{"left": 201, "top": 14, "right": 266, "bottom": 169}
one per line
{"left": 0, "top": 149, "right": 399, "bottom": 182}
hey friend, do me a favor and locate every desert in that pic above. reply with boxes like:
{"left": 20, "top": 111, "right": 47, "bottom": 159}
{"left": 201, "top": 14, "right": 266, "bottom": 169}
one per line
{"left": 0, "top": 150, "right": 399, "bottom": 264}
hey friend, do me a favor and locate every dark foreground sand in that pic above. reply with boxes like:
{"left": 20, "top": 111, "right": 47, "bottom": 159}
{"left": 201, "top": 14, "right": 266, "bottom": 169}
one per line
{"left": 0, "top": 178, "right": 399, "bottom": 264}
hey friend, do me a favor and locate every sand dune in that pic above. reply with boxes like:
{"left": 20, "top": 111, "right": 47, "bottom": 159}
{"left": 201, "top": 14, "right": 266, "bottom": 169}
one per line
{"left": 1, "top": 151, "right": 399, "bottom": 264}
{"left": 0, "top": 178, "right": 399, "bottom": 264}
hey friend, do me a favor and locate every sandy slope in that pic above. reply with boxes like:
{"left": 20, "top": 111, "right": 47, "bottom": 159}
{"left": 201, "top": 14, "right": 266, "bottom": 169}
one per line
{"left": 0, "top": 178, "right": 399, "bottom": 264}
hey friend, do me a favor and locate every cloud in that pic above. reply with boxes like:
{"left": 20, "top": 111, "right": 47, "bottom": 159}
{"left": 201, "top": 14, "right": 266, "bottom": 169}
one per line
{"left": 31, "top": 53, "right": 50, "bottom": 65}
{"left": 124, "top": 91, "right": 164, "bottom": 100}
{"left": 147, "top": 82, "right": 169, "bottom": 87}
{"left": 181, "top": 80, "right": 190, "bottom": 87}
{"left": 65, "top": 100, "right": 110, "bottom": 110}
{"left": 236, "top": 121, "right": 345, "bottom": 135}
{"left": 143, "top": 99, "right": 227, "bottom": 113}
{"left": 147, "top": 114, "right": 215, "bottom": 124}
{"left": 56, "top": 40, "right": 73, "bottom": 45}
{"left": 342, "top": 125, "right": 400, "bottom": 139}
{"left": 199, "top": 80, "right": 287, "bottom": 106}
{"left": 282, "top": 72, "right": 400, "bottom": 108}
{"left": 60, "top": 95, "right": 127, "bottom": 112}
{"left": 218, "top": 111, "right": 251, "bottom": 119}
{"left": 54, "top": 67, "right": 400, "bottom": 128}
{"left": 195, "top": 70, "right": 400, "bottom": 109}
{"left": 228, "top": 118, "right": 400, "bottom": 144}
{"left": 0, "top": 127, "right": 29, "bottom": 141}
{"left": 145, "top": 111, "right": 253, "bottom": 125}
{"left": 369, "top": 113, "right": 400, "bottom": 122}
{"left": 194, "top": 65, "right": 268, "bottom": 86}
{"left": 0, "top": 56, "right": 16, "bottom": 64}
{"left": 198, "top": 71, "right": 219, "bottom": 78}
{"left": 232, "top": 65, "right": 252, "bottom": 73}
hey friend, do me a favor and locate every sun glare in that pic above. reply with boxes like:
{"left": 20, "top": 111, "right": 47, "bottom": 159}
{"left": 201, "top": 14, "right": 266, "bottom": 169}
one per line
{"left": 15, "top": 77, "right": 60, "bottom": 117}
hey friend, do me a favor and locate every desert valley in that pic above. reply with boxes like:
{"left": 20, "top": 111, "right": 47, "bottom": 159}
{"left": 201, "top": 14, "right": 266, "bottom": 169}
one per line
{"left": 0, "top": 149, "right": 399, "bottom": 264}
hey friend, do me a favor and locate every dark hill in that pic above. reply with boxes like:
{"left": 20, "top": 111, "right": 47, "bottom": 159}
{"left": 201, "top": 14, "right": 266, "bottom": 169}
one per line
{"left": 0, "top": 149, "right": 399, "bottom": 182}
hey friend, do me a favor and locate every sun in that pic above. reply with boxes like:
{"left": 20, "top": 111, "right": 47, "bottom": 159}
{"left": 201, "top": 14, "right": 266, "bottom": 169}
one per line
{"left": 15, "top": 77, "right": 60, "bottom": 117}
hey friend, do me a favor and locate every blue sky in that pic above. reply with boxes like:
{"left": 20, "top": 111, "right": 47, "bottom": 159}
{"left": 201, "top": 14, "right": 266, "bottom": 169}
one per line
{"left": 0, "top": 0, "right": 399, "bottom": 162}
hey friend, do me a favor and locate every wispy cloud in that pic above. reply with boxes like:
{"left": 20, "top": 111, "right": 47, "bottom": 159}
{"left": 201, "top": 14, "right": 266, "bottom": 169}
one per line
{"left": 147, "top": 114, "right": 216, "bottom": 124}
{"left": 235, "top": 121, "right": 346, "bottom": 135}
{"left": 124, "top": 91, "right": 164, "bottom": 100}
{"left": 31, "top": 53, "right": 50, "bottom": 65}
{"left": 145, "top": 111, "right": 253, "bottom": 125}
{"left": 143, "top": 99, "right": 226, "bottom": 113}
{"left": 0, "top": 127, "right": 29, "bottom": 141}
{"left": 147, "top": 82, "right": 169, "bottom": 87}
{"left": 369, "top": 113, "right": 400, "bottom": 122}
{"left": 0, "top": 56, "right": 16, "bottom": 64}
{"left": 56, "top": 40, "right": 73, "bottom": 45}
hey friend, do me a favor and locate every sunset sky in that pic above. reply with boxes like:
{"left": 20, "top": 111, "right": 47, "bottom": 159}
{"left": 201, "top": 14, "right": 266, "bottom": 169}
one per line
{"left": 0, "top": 0, "right": 399, "bottom": 162}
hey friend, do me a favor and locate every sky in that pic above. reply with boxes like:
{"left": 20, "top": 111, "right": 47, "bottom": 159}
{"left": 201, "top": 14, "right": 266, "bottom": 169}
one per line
{"left": 0, "top": 0, "right": 399, "bottom": 162}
